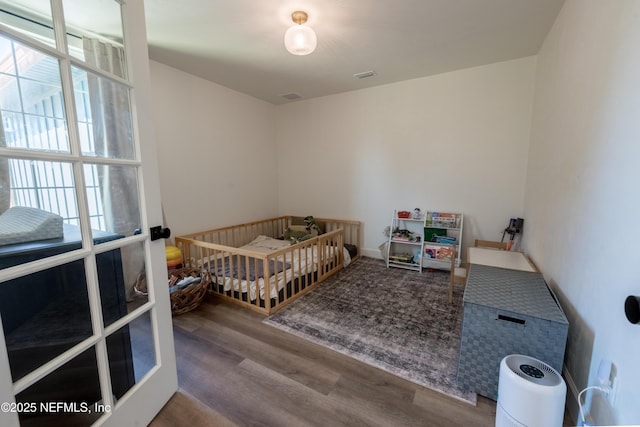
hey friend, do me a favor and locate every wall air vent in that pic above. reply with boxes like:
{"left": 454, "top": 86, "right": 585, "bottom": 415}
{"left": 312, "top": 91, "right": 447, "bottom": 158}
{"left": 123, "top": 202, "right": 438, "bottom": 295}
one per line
{"left": 280, "top": 93, "right": 302, "bottom": 100}
{"left": 353, "top": 70, "right": 376, "bottom": 79}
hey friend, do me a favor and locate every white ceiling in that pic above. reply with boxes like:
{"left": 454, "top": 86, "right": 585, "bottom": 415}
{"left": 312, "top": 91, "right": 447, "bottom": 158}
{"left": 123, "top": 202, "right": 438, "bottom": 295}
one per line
{"left": 4, "top": 0, "right": 564, "bottom": 105}
{"left": 143, "top": 0, "right": 565, "bottom": 105}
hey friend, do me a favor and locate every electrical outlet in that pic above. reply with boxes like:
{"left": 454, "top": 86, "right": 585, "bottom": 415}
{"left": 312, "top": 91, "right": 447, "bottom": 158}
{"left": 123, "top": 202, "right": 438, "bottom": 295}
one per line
{"left": 596, "top": 359, "right": 618, "bottom": 406}
{"left": 597, "top": 359, "right": 612, "bottom": 387}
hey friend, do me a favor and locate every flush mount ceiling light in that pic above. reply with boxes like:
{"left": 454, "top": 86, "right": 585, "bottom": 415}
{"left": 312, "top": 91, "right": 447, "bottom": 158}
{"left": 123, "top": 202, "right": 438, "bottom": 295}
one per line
{"left": 284, "top": 11, "right": 317, "bottom": 56}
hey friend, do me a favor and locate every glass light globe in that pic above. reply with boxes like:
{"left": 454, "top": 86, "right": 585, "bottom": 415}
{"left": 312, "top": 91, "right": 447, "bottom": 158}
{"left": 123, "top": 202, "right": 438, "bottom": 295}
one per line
{"left": 284, "top": 25, "right": 317, "bottom": 55}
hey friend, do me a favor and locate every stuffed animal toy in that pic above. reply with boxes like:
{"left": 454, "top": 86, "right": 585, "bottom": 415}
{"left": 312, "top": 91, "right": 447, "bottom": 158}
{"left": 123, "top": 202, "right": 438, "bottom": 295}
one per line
{"left": 283, "top": 226, "right": 309, "bottom": 243}
{"left": 284, "top": 216, "right": 324, "bottom": 243}
{"left": 303, "top": 215, "right": 324, "bottom": 236}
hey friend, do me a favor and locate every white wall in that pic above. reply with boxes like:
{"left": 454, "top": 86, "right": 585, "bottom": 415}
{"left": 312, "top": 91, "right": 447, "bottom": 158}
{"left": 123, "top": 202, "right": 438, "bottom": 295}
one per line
{"left": 276, "top": 57, "right": 536, "bottom": 257}
{"left": 149, "top": 61, "right": 279, "bottom": 238}
{"left": 524, "top": 1, "right": 640, "bottom": 424}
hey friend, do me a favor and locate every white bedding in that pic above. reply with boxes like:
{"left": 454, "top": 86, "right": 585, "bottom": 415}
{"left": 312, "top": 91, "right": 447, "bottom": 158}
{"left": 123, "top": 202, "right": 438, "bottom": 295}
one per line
{"left": 212, "top": 235, "right": 350, "bottom": 301}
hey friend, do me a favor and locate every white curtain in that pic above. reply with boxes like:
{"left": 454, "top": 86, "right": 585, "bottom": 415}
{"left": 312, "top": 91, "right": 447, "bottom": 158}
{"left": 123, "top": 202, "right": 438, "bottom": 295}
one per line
{"left": 84, "top": 37, "right": 144, "bottom": 299}
{"left": 83, "top": 37, "right": 138, "bottom": 232}
{"left": 0, "top": 110, "right": 10, "bottom": 214}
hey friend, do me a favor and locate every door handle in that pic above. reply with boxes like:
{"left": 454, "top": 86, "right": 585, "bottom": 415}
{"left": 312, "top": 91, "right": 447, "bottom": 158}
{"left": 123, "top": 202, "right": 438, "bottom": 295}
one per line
{"left": 150, "top": 226, "right": 171, "bottom": 241}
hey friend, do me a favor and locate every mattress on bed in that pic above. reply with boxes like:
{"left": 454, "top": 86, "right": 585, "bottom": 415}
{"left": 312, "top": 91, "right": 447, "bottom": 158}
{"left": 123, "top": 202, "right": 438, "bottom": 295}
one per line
{"left": 241, "top": 234, "right": 292, "bottom": 253}
{"left": 241, "top": 235, "right": 352, "bottom": 269}
{"left": 212, "top": 255, "right": 289, "bottom": 281}
{"left": 209, "top": 235, "right": 349, "bottom": 300}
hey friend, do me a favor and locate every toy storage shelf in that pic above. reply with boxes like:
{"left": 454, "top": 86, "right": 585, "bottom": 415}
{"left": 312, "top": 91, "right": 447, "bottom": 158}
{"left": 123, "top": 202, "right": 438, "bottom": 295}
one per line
{"left": 422, "top": 211, "right": 464, "bottom": 270}
{"left": 386, "top": 210, "right": 464, "bottom": 272}
{"left": 386, "top": 210, "right": 424, "bottom": 272}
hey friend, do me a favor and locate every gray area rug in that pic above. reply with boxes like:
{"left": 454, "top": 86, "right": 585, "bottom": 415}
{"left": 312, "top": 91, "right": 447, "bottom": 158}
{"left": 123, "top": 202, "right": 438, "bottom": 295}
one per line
{"left": 263, "top": 257, "right": 476, "bottom": 404}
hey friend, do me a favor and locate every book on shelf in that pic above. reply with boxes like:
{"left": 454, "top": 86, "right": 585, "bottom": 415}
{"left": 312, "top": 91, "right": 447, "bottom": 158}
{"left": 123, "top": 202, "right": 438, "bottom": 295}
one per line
{"left": 434, "top": 236, "right": 457, "bottom": 244}
{"left": 389, "top": 253, "right": 414, "bottom": 263}
{"left": 424, "top": 245, "right": 438, "bottom": 259}
{"left": 436, "top": 246, "right": 453, "bottom": 261}
{"left": 430, "top": 212, "right": 458, "bottom": 228}
{"left": 424, "top": 227, "right": 447, "bottom": 242}
{"left": 424, "top": 245, "right": 453, "bottom": 261}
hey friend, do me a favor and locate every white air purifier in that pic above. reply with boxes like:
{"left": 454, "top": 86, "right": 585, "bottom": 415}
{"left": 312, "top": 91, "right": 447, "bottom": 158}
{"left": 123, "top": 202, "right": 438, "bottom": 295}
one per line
{"left": 496, "top": 354, "right": 566, "bottom": 427}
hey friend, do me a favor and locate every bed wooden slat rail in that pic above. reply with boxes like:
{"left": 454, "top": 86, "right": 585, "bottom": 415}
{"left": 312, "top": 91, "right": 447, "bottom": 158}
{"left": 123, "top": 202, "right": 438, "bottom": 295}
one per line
{"left": 175, "top": 216, "right": 360, "bottom": 315}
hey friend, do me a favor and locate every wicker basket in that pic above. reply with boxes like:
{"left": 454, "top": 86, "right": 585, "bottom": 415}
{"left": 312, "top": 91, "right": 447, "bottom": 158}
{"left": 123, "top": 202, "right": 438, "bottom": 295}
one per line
{"left": 168, "top": 268, "right": 211, "bottom": 315}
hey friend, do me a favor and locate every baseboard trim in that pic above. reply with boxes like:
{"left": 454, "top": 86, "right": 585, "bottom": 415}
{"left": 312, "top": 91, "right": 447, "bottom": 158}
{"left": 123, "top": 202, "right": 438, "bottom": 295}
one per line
{"left": 361, "top": 248, "right": 383, "bottom": 259}
{"left": 563, "top": 365, "right": 580, "bottom": 426}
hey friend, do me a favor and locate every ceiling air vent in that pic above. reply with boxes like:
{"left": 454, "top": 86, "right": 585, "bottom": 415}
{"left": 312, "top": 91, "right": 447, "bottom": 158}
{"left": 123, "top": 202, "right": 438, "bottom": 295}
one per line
{"left": 280, "top": 93, "right": 302, "bottom": 100}
{"left": 353, "top": 70, "right": 376, "bottom": 79}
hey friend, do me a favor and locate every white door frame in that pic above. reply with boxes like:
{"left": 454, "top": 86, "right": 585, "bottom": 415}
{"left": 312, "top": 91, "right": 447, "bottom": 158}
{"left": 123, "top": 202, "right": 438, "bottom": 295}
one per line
{"left": 100, "top": 1, "right": 177, "bottom": 424}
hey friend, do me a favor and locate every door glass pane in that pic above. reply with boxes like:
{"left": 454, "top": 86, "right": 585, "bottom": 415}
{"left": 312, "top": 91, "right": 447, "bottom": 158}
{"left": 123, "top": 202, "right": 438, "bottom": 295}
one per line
{"left": 0, "top": 35, "right": 69, "bottom": 153}
{"left": 0, "top": 1, "right": 55, "bottom": 50}
{"left": 0, "top": 259, "right": 92, "bottom": 382}
{"left": 0, "top": 159, "right": 83, "bottom": 269}
{"left": 100, "top": 241, "right": 147, "bottom": 328}
{"left": 63, "top": 0, "right": 126, "bottom": 78}
{"left": 72, "top": 67, "right": 134, "bottom": 159}
{"left": 15, "top": 346, "right": 105, "bottom": 426}
{"left": 107, "top": 311, "right": 155, "bottom": 401}
{"left": 83, "top": 164, "right": 140, "bottom": 241}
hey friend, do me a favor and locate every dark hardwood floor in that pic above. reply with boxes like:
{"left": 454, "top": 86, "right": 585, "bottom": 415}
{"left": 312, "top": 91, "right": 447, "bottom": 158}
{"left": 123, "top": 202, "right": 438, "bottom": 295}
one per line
{"left": 150, "top": 297, "right": 497, "bottom": 427}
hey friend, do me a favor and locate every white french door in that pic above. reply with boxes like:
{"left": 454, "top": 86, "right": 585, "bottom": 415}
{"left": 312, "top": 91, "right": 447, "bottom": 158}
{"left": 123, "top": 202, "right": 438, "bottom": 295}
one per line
{"left": 0, "top": 1, "right": 177, "bottom": 426}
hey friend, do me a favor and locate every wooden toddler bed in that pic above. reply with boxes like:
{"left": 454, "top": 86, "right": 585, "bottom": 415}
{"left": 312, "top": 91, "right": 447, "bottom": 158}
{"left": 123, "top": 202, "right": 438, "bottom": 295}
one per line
{"left": 175, "top": 216, "right": 360, "bottom": 315}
